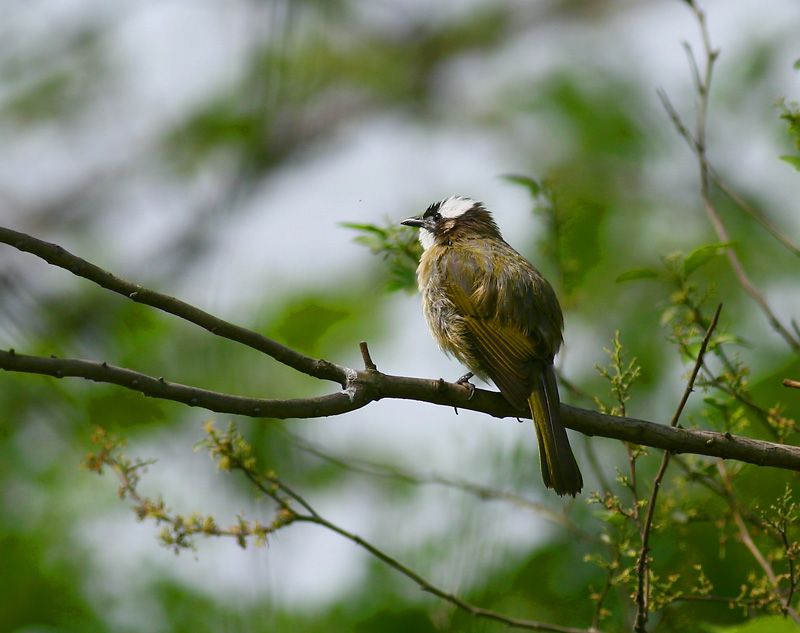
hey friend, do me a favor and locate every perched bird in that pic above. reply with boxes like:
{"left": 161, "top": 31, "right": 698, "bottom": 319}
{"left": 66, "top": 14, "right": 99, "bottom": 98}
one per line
{"left": 401, "top": 196, "right": 582, "bottom": 496}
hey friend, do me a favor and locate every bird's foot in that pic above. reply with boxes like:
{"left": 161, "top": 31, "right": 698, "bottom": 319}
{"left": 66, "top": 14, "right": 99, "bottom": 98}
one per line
{"left": 456, "top": 372, "right": 476, "bottom": 400}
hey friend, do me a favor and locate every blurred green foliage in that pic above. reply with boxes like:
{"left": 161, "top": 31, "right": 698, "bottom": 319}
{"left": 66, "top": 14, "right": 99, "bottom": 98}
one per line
{"left": 2, "top": 1, "right": 800, "bottom": 632}
{"left": 342, "top": 220, "right": 422, "bottom": 292}
{"left": 778, "top": 99, "right": 800, "bottom": 169}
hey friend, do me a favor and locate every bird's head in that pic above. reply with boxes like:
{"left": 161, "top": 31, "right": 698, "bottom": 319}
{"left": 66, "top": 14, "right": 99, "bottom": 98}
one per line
{"left": 401, "top": 196, "right": 502, "bottom": 250}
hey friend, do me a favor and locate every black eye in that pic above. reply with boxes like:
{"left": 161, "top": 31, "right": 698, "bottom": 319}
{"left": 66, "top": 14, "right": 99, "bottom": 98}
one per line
{"left": 423, "top": 201, "right": 442, "bottom": 220}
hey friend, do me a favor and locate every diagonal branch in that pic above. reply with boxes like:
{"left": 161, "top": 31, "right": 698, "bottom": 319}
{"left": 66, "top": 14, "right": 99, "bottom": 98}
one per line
{"left": 633, "top": 303, "right": 721, "bottom": 633}
{"left": 717, "top": 460, "right": 800, "bottom": 624}
{"left": 280, "top": 429, "right": 594, "bottom": 539}
{"left": 221, "top": 439, "right": 604, "bottom": 633}
{"left": 708, "top": 167, "right": 800, "bottom": 260}
{"left": 657, "top": 2, "right": 800, "bottom": 354}
{"left": 0, "top": 226, "right": 349, "bottom": 384}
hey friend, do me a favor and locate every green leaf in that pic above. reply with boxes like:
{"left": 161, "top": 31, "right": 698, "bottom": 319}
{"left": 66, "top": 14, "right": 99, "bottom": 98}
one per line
{"left": 708, "top": 332, "right": 752, "bottom": 350}
{"left": 794, "top": 58, "right": 800, "bottom": 70}
{"left": 615, "top": 268, "right": 660, "bottom": 283}
{"left": 340, "top": 222, "right": 389, "bottom": 237}
{"left": 779, "top": 155, "right": 800, "bottom": 170}
{"left": 501, "top": 173, "right": 541, "bottom": 196}
{"left": 593, "top": 509, "right": 628, "bottom": 527}
{"left": 706, "top": 615, "right": 800, "bottom": 633}
{"left": 683, "top": 242, "right": 734, "bottom": 276}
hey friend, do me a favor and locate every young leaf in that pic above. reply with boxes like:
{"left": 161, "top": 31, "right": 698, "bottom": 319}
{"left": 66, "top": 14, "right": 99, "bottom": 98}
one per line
{"left": 501, "top": 173, "right": 541, "bottom": 197}
{"left": 683, "top": 242, "right": 734, "bottom": 276}
{"left": 779, "top": 155, "right": 800, "bottom": 171}
{"left": 339, "top": 222, "right": 388, "bottom": 237}
{"left": 615, "top": 268, "right": 660, "bottom": 283}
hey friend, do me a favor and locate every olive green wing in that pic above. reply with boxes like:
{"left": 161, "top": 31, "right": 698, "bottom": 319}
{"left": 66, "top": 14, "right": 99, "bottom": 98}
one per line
{"left": 461, "top": 312, "right": 537, "bottom": 411}
{"left": 441, "top": 251, "right": 541, "bottom": 410}
{"left": 440, "top": 248, "right": 581, "bottom": 495}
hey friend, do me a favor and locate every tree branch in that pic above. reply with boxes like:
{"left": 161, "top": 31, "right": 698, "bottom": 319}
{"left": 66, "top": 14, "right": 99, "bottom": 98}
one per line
{"left": 214, "top": 431, "right": 604, "bottom": 633}
{"left": 717, "top": 460, "right": 800, "bottom": 624}
{"left": 2, "top": 224, "right": 800, "bottom": 473}
{"left": 0, "top": 349, "right": 363, "bottom": 418}
{"left": 280, "top": 428, "right": 596, "bottom": 540}
{"left": 2, "top": 347, "right": 800, "bottom": 473}
{"left": 657, "top": 2, "right": 800, "bottom": 354}
{"left": 0, "top": 226, "right": 349, "bottom": 384}
{"left": 634, "top": 303, "right": 721, "bottom": 633}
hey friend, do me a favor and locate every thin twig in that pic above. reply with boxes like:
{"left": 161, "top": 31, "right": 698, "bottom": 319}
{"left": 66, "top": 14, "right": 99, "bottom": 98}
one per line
{"left": 359, "top": 340, "right": 377, "bottom": 371}
{"left": 777, "top": 523, "right": 798, "bottom": 611}
{"left": 709, "top": 167, "right": 800, "bottom": 259}
{"left": 591, "top": 547, "right": 621, "bottom": 631}
{"left": 717, "top": 460, "right": 800, "bottom": 625}
{"left": 784, "top": 379, "right": 800, "bottom": 390}
{"left": 626, "top": 444, "right": 643, "bottom": 533}
{"left": 633, "top": 303, "right": 722, "bottom": 633}
{"left": 699, "top": 371, "right": 781, "bottom": 441}
{"left": 658, "top": 2, "right": 800, "bottom": 354}
{"left": 228, "top": 453, "right": 602, "bottom": 633}
{"left": 281, "top": 429, "right": 595, "bottom": 540}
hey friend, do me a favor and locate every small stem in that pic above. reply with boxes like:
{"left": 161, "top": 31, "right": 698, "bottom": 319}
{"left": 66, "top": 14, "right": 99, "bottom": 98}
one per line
{"left": 633, "top": 304, "right": 721, "bottom": 633}
{"left": 658, "top": 4, "right": 800, "bottom": 354}
{"left": 359, "top": 341, "right": 377, "bottom": 371}
{"left": 718, "top": 461, "right": 800, "bottom": 625}
{"left": 230, "top": 452, "right": 601, "bottom": 633}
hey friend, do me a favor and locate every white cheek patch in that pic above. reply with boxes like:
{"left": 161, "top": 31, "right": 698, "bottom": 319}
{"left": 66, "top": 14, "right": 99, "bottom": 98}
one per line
{"left": 419, "top": 228, "right": 436, "bottom": 251}
{"left": 438, "top": 196, "right": 478, "bottom": 219}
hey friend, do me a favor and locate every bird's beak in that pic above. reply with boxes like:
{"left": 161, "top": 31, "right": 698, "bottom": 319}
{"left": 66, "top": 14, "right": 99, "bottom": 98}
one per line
{"left": 401, "top": 216, "right": 425, "bottom": 228}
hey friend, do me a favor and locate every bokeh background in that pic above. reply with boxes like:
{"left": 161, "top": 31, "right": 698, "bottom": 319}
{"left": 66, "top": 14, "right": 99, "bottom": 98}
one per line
{"left": 1, "top": 0, "right": 800, "bottom": 631}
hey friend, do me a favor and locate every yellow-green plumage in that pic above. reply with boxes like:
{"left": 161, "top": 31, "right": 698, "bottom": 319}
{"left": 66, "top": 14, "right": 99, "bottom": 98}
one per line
{"left": 403, "top": 197, "right": 582, "bottom": 496}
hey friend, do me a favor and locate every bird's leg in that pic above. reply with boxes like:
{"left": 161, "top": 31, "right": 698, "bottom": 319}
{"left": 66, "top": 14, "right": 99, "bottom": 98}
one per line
{"left": 456, "top": 371, "right": 476, "bottom": 400}
{"left": 456, "top": 371, "right": 474, "bottom": 383}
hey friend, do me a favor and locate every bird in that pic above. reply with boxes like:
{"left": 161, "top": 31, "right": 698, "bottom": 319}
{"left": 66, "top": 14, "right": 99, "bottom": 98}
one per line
{"left": 401, "top": 196, "right": 583, "bottom": 496}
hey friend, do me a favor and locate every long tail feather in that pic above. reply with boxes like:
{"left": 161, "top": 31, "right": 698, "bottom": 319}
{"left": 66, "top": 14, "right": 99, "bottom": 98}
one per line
{"left": 528, "top": 365, "right": 583, "bottom": 496}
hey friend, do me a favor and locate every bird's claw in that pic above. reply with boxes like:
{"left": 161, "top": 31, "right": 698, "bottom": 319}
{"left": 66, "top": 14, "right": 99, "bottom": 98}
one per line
{"left": 456, "top": 372, "right": 476, "bottom": 400}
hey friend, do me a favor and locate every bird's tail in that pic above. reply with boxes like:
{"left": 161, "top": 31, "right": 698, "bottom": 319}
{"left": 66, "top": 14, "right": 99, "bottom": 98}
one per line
{"left": 528, "top": 365, "right": 583, "bottom": 496}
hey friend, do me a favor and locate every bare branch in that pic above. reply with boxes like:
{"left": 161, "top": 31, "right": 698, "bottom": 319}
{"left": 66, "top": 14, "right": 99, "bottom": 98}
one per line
{"left": 0, "top": 226, "right": 350, "bottom": 384}
{"left": 281, "top": 429, "right": 595, "bottom": 539}
{"left": 291, "top": 511, "right": 600, "bottom": 633}
{"left": 2, "top": 226, "right": 800, "bottom": 473}
{"left": 634, "top": 302, "right": 721, "bottom": 632}
{"left": 0, "top": 349, "right": 363, "bottom": 418}
{"left": 213, "top": 432, "right": 605, "bottom": 633}
{"left": 709, "top": 167, "right": 800, "bottom": 259}
{"left": 2, "top": 346, "right": 800, "bottom": 472}
{"left": 658, "top": 4, "right": 800, "bottom": 354}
